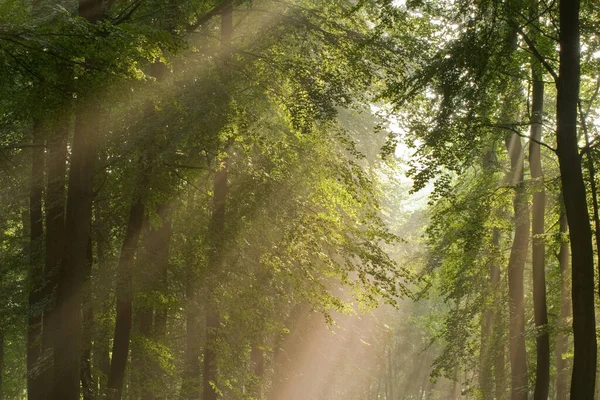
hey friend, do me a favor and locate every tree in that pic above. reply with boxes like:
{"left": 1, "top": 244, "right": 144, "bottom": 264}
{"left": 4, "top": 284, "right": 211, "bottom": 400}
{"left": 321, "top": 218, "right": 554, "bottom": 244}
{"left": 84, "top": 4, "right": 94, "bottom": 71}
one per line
{"left": 529, "top": 32, "right": 549, "bottom": 400}
{"left": 555, "top": 0, "right": 596, "bottom": 397}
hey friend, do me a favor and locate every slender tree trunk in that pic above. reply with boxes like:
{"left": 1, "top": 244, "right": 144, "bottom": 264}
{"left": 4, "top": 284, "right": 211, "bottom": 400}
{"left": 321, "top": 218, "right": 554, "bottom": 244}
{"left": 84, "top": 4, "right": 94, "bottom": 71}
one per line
{"left": 40, "top": 111, "right": 68, "bottom": 397}
{"left": 182, "top": 185, "right": 202, "bottom": 400}
{"left": 138, "top": 271, "right": 154, "bottom": 400}
{"left": 451, "top": 375, "right": 458, "bottom": 400}
{"left": 96, "top": 324, "right": 111, "bottom": 394}
{"left": 81, "top": 238, "right": 94, "bottom": 400}
{"left": 555, "top": 0, "right": 597, "bottom": 398}
{"left": 94, "top": 226, "right": 111, "bottom": 398}
{"left": 203, "top": 3, "right": 232, "bottom": 400}
{"left": 488, "top": 225, "right": 507, "bottom": 400}
{"left": 555, "top": 198, "right": 571, "bottom": 400}
{"left": 52, "top": 2, "right": 104, "bottom": 398}
{"left": 134, "top": 205, "right": 171, "bottom": 400}
{"left": 579, "top": 101, "right": 600, "bottom": 292}
{"left": 505, "top": 132, "right": 529, "bottom": 400}
{"left": 53, "top": 103, "right": 97, "bottom": 400}
{"left": 153, "top": 211, "right": 171, "bottom": 340}
{"left": 106, "top": 191, "right": 146, "bottom": 400}
{"left": 202, "top": 164, "right": 229, "bottom": 400}
{"left": 479, "top": 182, "right": 501, "bottom": 400}
{"left": 152, "top": 209, "right": 171, "bottom": 400}
{"left": 494, "top": 329, "right": 507, "bottom": 400}
{"left": 530, "top": 60, "right": 549, "bottom": 400}
{"left": 28, "top": 124, "right": 44, "bottom": 400}
{"left": 479, "top": 311, "right": 494, "bottom": 399}
{"left": 131, "top": 63, "right": 169, "bottom": 400}
{"left": 182, "top": 266, "right": 202, "bottom": 400}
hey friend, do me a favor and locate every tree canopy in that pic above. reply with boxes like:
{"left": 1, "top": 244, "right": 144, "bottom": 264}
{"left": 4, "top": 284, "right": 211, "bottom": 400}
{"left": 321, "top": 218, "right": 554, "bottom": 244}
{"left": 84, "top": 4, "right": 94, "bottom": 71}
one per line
{"left": 0, "top": 0, "right": 599, "bottom": 399}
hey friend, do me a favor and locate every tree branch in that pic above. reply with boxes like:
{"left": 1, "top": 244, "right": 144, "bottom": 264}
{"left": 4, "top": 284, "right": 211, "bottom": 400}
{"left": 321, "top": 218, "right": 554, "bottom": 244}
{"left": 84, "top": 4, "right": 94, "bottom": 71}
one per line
{"left": 186, "top": 1, "right": 230, "bottom": 32}
{"left": 112, "top": 0, "right": 145, "bottom": 25}
{"left": 485, "top": 123, "right": 557, "bottom": 152}
{"left": 163, "top": 162, "right": 207, "bottom": 170}
{"left": 516, "top": 26, "right": 559, "bottom": 82}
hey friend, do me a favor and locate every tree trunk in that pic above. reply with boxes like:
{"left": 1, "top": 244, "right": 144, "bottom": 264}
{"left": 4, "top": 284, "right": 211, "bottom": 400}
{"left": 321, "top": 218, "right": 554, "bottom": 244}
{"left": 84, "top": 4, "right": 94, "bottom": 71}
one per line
{"left": 153, "top": 211, "right": 171, "bottom": 340}
{"left": 40, "top": 111, "right": 69, "bottom": 397}
{"left": 52, "top": 2, "right": 104, "bottom": 398}
{"left": 81, "top": 238, "right": 94, "bottom": 400}
{"left": 505, "top": 132, "right": 529, "bottom": 400}
{"left": 451, "top": 374, "right": 458, "bottom": 400}
{"left": 28, "top": 123, "right": 44, "bottom": 400}
{"left": 53, "top": 103, "right": 97, "bottom": 400}
{"left": 131, "top": 63, "right": 169, "bottom": 400}
{"left": 529, "top": 60, "right": 549, "bottom": 400}
{"left": 94, "top": 226, "right": 111, "bottom": 398}
{"left": 556, "top": 0, "right": 597, "bottom": 398}
{"left": 555, "top": 198, "right": 571, "bottom": 400}
{"left": 182, "top": 184, "right": 202, "bottom": 400}
{"left": 489, "top": 225, "right": 507, "bottom": 400}
{"left": 137, "top": 297, "right": 153, "bottom": 400}
{"left": 494, "top": 329, "right": 507, "bottom": 400}
{"left": 182, "top": 267, "right": 202, "bottom": 400}
{"left": 106, "top": 192, "right": 146, "bottom": 400}
{"left": 203, "top": 3, "right": 232, "bottom": 400}
{"left": 203, "top": 162, "right": 229, "bottom": 400}
{"left": 480, "top": 211, "right": 501, "bottom": 399}
{"left": 580, "top": 93, "right": 600, "bottom": 296}
{"left": 151, "top": 208, "right": 171, "bottom": 400}
{"left": 133, "top": 205, "right": 171, "bottom": 400}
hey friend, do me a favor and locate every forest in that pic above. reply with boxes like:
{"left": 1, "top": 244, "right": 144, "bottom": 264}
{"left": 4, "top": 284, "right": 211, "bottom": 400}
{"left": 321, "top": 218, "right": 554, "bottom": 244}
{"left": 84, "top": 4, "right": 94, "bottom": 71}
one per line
{"left": 0, "top": 0, "right": 599, "bottom": 399}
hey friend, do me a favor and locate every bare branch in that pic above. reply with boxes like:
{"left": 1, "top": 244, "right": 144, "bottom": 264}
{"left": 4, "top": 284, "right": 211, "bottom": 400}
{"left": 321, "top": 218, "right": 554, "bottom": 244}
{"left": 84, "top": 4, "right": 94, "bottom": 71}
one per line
{"left": 485, "top": 123, "right": 557, "bottom": 152}
{"left": 515, "top": 27, "right": 559, "bottom": 82}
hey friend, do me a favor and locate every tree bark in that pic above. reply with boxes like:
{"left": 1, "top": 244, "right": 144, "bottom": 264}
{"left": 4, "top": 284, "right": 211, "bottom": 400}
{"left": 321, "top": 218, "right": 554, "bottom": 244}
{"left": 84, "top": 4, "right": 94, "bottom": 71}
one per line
{"left": 133, "top": 205, "right": 171, "bottom": 400}
{"left": 132, "top": 62, "right": 169, "bottom": 400}
{"left": 479, "top": 202, "right": 501, "bottom": 399}
{"left": 555, "top": 198, "right": 571, "bottom": 400}
{"left": 81, "top": 238, "right": 94, "bottom": 400}
{"left": 556, "top": 0, "right": 597, "bottom": 398}
{"left": 505, "top": 132, "right": 529, "bottom": 400}
{"left": 451, "top": 373, "right": 458, "bottom": 400}
{"left": 202, "top": 165, "right": 229, "bottom": 400}
{"left": 153, "top": 212, "right": 171, "bottom": 341}
{"left": 94, "top": 224, "right": 111, "bottom": 398}
{"left": 182, "top": 186, "right": 202, "bottom": 400}
{"left": 151, "top": 208, "right": 171, "bottom": 400}
{"left": 53, "top": 103, "right": 97, "bottom": 400}
{"left": 494, "top": 329, "right": 507, "bottom": 400}
{"left": 106, "top": 191, "right": 146, "bottom": 400}
{"left": 580, "top": 100, "right": 600, "bottom": 294}
{"left": 529, "top": 60, "right": 549, "bottom": 400}
{"left": 182, "top": 266, "right": 202, "bottom": 400}
{"left": 28, "top": 122, "right": 44, "bottom": 400}
{"left": 52, "top": 2, "right": 104, "bottom": 399}
{"left": 40, "top": 111, "right": 68, "bottom": 397}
